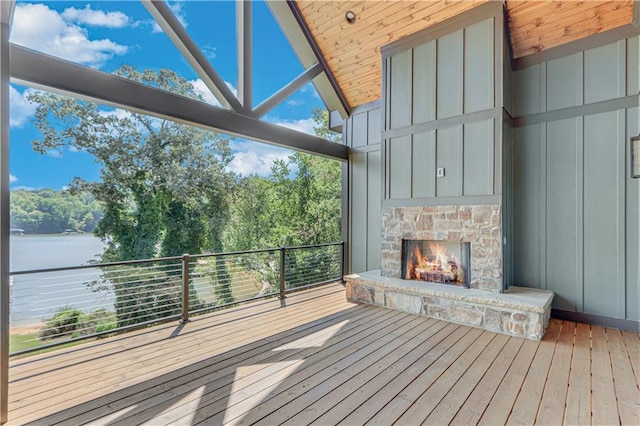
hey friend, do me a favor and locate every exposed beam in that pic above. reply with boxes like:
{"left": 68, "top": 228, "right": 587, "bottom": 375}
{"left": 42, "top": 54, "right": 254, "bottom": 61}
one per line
{"left": 253, "top": 63, "right": 322, "bottom": 118}
{"left": 237, "top": 0, "right": 252, "bottom": 109}
{"left": 10, "top": 45, "right": 348, "bottom": 161}
{"left": 0, "top": 3, "right": 12, "bottom": 425}
{"left": 285, "top": 1, "right": 351, "bottom": 117}
{"left": 266, "top": 0, "right": 350, "bottom": 118}
{"left": 142, "top": 0, "right": 244, "bottom": 113}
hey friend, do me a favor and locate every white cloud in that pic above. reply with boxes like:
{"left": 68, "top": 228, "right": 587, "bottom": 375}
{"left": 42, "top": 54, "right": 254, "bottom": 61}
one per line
{"left": 98, "top": 108, "right": 159, "bottom": 134}
{"left": 300, "top": 82, "right": 321, "bottom": 99}
{"left": 9, "top": 86, "right": 36, "bottom": 128}
{"left": 188, "top": 79, "right": 238, "bottom": 108}
{"left": 62, "top": 5, "right": 130, "bottom": 28}
{"left": 227, "top": 140, "right": 292, "bottom": 176}
{"left": 202, "top": 45, "right": 217, "bottom": 61}
{"left": 267, "top": 117, "right": 316, "bottom": 136}
{"left": 9, "top": 174, "right": 17, "bottom": 183}
{"left": 11, "top": 3, "right": 128, "bottom": 68}
{"left": 189, "top": 79, "right": 220, "bottom": 107}
{"left": 46, "top": 149, "right": 64, "bottom": 159}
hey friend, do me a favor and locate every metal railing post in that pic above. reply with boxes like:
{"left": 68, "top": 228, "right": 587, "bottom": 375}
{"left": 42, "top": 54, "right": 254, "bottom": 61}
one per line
{"left": 340, "top": 241, "right": 345, "bottom": 283}
{"left": 181, "top": 254, "right": 190, "bottom": 323}
{"left": 279, "top": 246, "right": 286, "bottom": 299}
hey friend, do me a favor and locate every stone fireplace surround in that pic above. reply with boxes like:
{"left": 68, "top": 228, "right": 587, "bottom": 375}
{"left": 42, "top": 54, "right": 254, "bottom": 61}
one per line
{"left": 346, "top": 204, "right": 554, "bottom": 340}
{"left": 382, "top": 205, "right": 503, "bottom": 292}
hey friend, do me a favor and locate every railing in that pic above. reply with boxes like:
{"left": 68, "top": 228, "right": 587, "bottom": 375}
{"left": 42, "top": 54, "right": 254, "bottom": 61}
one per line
{"left": 9, "top": 242, "right": 344, "bottom": 356}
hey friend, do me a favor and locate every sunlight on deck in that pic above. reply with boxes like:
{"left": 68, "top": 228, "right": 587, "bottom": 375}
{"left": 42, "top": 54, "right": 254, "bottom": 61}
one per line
{"left": 7, "top": 283, "right": 640, "bottom": 425}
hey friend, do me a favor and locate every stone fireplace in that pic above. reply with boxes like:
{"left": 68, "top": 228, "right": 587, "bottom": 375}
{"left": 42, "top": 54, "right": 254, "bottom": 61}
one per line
{"left": 345, "top": 202, "right": 554, "bottom": 340}
{"left": 381, "top": 205, "right": 502, "bottom": 293}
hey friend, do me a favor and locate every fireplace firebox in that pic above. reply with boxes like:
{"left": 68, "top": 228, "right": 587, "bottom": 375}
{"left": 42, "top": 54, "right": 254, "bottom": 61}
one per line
{"left": 401, "top": 240, "right": 470, "bottom": 288}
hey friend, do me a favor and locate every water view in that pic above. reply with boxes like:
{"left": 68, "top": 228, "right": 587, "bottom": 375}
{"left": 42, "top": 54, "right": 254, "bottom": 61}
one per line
{"left": 10, "top": 234, "right": 110, "bottom": 327}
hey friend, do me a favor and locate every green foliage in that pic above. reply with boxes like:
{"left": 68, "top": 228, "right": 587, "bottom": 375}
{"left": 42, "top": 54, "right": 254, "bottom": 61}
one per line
{"left": 10, "top": 189, "right": 102, "bottom": 234}
{"left": 27, "top": 67, "right": 343, "bottom": 326}
{"left": 28, "top": 66, "right": 236, "bottom": 327}
{"left": 224, "top": 109, "right": 342, "bottom": 251}
{"left": 223, "top": 109, "right": 343, "bottom": 289}
{"left": 28, "top": 66, "right": 235, "bottom": 261}
{"left": 38, "top": 306, "right": 118, "bottom": 340}
{"left": 38, "top": 306, "right": 82, "bottom": 339}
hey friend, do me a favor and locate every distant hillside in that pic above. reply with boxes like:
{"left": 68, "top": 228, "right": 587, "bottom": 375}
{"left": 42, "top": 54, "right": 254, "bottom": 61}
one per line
{"left": 10, "top": 189, "right": 103, "bottom": 234}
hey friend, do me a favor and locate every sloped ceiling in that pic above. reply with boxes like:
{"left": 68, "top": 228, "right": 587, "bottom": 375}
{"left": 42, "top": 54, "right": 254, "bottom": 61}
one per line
{"left": 294, "top": 0, "right": 635, "bottom": 109}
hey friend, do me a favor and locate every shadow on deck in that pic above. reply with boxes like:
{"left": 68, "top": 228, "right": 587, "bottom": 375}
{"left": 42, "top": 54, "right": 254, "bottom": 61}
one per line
{"left": 7, "top": 283, "right": 640, "bottom": 425}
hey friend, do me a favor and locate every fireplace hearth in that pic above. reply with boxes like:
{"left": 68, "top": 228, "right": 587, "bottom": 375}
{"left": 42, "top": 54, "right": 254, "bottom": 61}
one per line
{"left": 401, "top": 240, "right": 470, "bottom": 288}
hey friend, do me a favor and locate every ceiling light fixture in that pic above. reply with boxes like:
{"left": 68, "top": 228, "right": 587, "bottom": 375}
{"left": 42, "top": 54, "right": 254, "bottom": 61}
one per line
{"left": 345, "top": 10, "right": 356, "bottom": 24}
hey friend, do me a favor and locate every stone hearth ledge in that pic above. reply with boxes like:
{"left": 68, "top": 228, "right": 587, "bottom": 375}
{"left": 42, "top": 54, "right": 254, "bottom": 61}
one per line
{"left": 344, "top": 270, "right": 554, "bottom": 340}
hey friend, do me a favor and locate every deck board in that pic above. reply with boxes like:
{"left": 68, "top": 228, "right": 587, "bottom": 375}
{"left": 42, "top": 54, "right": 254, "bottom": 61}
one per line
{"left": 592, "top": 326, "right": 623, "bottom": 426}
{"left": 563, "top": 322, "right": 592, "bottom": 426}
{"left": 6, "top": 283, "right": 640, "bottom": 426}
{"left": 506, "top": 319, "right": 561, "bottom": 425}
{"left": 536, "top": 321, "right": 575, "bottom": 425}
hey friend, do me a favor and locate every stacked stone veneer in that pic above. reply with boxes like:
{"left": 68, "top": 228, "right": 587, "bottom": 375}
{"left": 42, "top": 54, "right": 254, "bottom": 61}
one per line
{"left": 381, "top": 205, "right": 502, "bottom": 292}
{"left": 345, "top": 270, "right": 553, "bottom": 340}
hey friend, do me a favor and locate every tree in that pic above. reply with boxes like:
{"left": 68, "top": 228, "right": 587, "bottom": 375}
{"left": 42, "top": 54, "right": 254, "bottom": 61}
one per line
{"left": 223, "top": 109, "right": 343, "bottom": 289}
{"left": 225, "top": 108, "right": 342, "bottom": 250}
{"left": 10, "top": 189, "right": 102, "bottom": 234}
{"left": 28, "top": 66, "right": 237, "bottom": 324}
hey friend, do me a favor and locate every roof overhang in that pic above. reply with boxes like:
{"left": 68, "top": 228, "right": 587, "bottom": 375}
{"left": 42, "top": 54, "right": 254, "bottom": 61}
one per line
{"left": 272, "top": 0, "right": 638, "bottom": 111}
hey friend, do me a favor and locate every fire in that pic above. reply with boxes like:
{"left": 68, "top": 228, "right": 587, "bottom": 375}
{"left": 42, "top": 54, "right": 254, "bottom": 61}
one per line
{"left": 406, "top": 242, "right": 464, "bottom": 285}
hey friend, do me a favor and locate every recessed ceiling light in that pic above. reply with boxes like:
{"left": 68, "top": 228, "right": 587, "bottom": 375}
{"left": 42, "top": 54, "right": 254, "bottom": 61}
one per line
{"left": 345, "top": 11, "right": 356, "bottom": 24}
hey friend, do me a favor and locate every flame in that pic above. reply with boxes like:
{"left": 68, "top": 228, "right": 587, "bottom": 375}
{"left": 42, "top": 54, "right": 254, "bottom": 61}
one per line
{"left": 406, "top": 241, "right": 464, "bottom": 285}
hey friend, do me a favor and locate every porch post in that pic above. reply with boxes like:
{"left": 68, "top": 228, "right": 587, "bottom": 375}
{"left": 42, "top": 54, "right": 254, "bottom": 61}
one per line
{"left": 0, "top": 2, "right": 14, "bottom": 424}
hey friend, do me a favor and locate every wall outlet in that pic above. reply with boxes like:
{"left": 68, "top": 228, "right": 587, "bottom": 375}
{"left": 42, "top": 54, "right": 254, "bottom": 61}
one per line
{"left": 437, "top": 167, "right": 445, "bottom": 178}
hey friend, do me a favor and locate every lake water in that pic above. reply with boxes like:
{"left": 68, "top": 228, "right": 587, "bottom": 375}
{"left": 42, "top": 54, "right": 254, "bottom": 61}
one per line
{"left": 10, "top": 234, "right": 111, "bottom": 327}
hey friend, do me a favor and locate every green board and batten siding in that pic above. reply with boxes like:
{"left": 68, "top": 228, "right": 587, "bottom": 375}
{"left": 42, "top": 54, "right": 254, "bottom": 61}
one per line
{"left": 511, "top": 37, "right": 639, "bottom": 322}
{"left": 346, "top": 104, "right": 382, "bottom": 274}
{"left": 382, "top": 7, "right": 503, "bottom": 204}
{"left": 345, "top": 2, "right": 639, "bottom": 326}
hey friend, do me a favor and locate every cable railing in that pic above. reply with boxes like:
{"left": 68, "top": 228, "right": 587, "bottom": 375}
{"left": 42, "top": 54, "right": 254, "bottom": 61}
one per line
{"left": 9, "top": 242, "right": 344, "bottom": 356}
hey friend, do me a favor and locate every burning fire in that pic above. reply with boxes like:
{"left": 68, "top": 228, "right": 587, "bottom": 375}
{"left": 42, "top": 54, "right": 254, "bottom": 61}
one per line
{"left": 405, "top": 242, "right": 464, "bottom": 285}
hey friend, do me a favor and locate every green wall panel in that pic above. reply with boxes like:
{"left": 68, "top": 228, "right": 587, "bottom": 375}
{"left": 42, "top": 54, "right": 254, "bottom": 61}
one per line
{"left": 463, "top": 119, "right": 494, "bottom": 195}
{"left": 389, "top": 50, "right": 412, "bottom": 129}
{"left": 436, "top": 125, "right": 463, "bottom": 197}
{"left": 413, "top": 41, "right": 436, "bottom": 124}
{"left": 412, "top": 130, "right": 436, "bottom": 198}
{"left": 437, "top": 30, "right": 463, "bottom": 119}
{"left": 584, "top": 41, "right": 625, "bottom": 105}
{"left": 367, "top": 151, "right": 382, "bottom": 270}
{"left": 464, "top": 18, "right": 494, "bottom": 114}
{"left": 513, "top": 64, "right": 543, "bottom": 117}
{"left": 513, "top": 125, "right": 544, "bottom": 289}
{"left": 546, "top": 53, "right": 583, "bottom": 111}
{"left": 351, "top": 111, "right": 368, "bottom": 148}
{"left": 389, "top": 135, "right": 412, "bottom": 199}
{"left": 583, "top": 111, "right": 625, "bottom": 318}
{"left": 347, "top": 105, "right": 383, "bottom": 274}
{"left": 350, "top": 152, "right": 368, "bottom": 273}
{"left": 367, "top": 108, "right": 382, "bottom": 145}
{"left": 545, "top": 118, "right": 581, "bottom": 311}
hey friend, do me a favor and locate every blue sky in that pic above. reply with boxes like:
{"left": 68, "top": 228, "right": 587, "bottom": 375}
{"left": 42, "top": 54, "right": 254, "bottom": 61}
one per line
{"left": 9, "top": 0, "right": 328, "bottom": 191}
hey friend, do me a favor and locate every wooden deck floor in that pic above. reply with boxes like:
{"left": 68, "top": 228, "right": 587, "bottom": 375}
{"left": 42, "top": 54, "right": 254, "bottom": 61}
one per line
{"left": 7, "top": 283, "right": 640, "bottom": 425}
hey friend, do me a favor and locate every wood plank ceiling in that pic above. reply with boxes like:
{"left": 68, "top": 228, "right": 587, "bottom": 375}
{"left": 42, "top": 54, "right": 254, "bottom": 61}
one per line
{"left": 294, "top": 0, "right": 635, "bottom": 109}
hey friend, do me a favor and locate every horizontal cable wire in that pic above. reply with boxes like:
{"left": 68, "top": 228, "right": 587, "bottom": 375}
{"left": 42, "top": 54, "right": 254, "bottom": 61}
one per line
{"left": 9, "top": 242, "right": 343, "bottom": 355}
